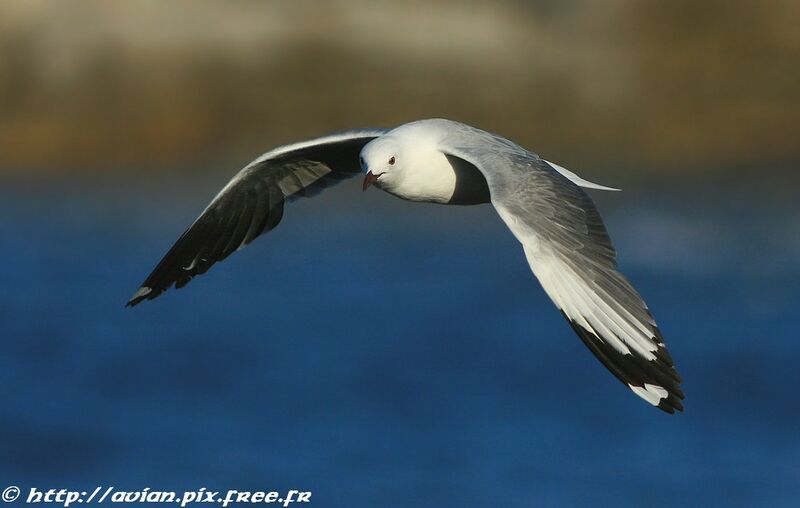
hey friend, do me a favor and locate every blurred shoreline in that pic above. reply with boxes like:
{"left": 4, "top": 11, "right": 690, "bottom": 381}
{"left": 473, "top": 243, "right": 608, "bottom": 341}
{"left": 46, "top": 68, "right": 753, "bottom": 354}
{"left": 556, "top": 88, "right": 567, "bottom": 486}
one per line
{"left": 1, "top": 0, "right": 798, "bottom": 176}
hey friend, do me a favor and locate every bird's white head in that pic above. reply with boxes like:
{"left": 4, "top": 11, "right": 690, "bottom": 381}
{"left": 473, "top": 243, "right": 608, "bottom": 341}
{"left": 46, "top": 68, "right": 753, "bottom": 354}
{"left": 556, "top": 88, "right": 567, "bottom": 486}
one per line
{"left": 360, "top": 121, "right": 480, "bottom": 204}
{"left": 359, "top": 136, "right": 404, "bottom": 193}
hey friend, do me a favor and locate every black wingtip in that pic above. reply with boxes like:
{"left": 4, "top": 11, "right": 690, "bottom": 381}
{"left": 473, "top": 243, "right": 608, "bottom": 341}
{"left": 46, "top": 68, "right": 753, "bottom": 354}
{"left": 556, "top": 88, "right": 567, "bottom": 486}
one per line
{"left": 560, "top": 311, "right": 685, "bottom": 415}
{"left": 125, "top": 286, "right": 153, "bottom": 308}
{"left": 658, "top": 396, "right": 684, "bottom": 414}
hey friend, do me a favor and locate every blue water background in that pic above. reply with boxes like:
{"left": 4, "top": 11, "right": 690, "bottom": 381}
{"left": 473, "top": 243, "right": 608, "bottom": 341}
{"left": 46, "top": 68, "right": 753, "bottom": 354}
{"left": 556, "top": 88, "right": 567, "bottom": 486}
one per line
{"left": 1, "top": 172, "right": 798, "bottom": 507}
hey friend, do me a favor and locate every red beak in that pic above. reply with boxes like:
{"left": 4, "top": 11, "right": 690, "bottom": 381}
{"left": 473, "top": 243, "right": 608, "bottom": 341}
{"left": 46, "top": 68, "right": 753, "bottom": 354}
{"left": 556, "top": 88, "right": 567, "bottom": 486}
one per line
{"left": 362, "top": 171, "right": 381, "bottom": 191}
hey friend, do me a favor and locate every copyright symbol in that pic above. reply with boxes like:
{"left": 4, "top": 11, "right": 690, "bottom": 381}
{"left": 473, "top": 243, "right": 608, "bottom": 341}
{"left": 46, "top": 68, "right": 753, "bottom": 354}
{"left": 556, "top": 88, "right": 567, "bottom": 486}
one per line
{"left": 1, "top": 486, "right": 19, "bottom": 502}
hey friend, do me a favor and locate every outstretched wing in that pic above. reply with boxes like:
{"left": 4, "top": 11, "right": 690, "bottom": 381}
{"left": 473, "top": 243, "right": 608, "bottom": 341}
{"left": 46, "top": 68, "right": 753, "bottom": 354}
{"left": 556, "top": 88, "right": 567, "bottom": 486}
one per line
{"left": 127, "top": 129, "right": 386, "bottom": 307}
{"left": 446, "top": 140, "right": 683, "bottom": 413}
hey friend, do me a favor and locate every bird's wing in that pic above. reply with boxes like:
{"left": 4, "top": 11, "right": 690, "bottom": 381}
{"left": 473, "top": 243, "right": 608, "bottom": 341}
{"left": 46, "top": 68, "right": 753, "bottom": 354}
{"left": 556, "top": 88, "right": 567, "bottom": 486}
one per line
{"left": 544, "top": 160, "right": 621, "bottom": 192}
{"left": 444, "top": 135, "right": 683, "bottom": 413}
{"left": 127, "top": 129, "right": 386, "bottom": 307}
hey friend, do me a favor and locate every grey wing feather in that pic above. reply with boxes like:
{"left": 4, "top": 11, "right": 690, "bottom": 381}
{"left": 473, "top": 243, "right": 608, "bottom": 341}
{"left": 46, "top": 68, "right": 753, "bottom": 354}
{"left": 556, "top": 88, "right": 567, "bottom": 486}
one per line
{"left": 126, "top": 129, "right": 386, "bottom": 307}
{"left": 442, "top": 130, "right": 683, "bottom": 412}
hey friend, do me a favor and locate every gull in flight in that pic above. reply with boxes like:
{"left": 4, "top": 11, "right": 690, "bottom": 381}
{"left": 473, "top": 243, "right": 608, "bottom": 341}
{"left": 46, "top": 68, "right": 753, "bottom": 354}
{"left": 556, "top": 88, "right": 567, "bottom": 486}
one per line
{"left": 127, "top": 119, "right": 684, "bottom": 413}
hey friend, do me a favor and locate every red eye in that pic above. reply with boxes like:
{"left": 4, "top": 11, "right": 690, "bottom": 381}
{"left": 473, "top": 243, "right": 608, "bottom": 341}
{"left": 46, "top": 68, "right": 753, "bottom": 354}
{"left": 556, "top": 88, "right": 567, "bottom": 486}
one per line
{"left": 388, "top": 156, "right": 395, "bottom": 165}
